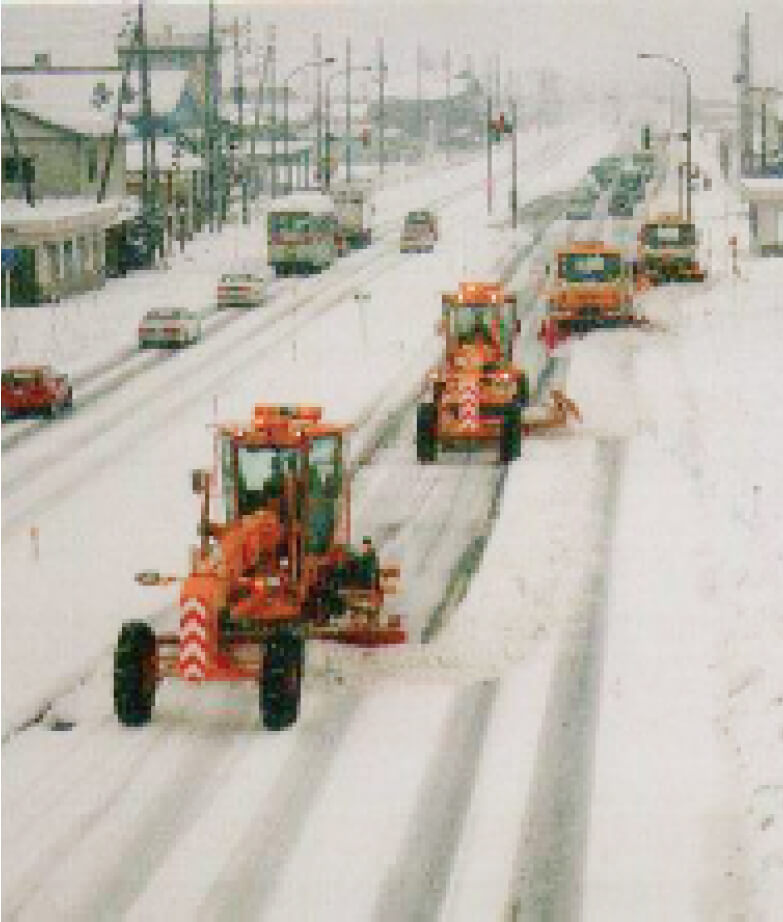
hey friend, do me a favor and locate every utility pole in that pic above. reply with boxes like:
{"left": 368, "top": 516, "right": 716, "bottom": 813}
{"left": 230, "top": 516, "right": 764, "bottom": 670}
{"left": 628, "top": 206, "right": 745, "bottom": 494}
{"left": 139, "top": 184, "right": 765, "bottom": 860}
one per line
{"left": 270, "top": 25, "right": 277, "bottom": 198}
{"left": 207, "top": 0, "right": 218, "bottom": 230}
{"left": 138, "top": 0, "right": 154, "bottom": 262}
{"left": 445, "top": 47, "right": 451, "bottom": 162}
{"left": 346, "top": 36, "right": 352, "bottom": 184}
{"left": 315, "top": 32, "right": 323, "bottom": 189}
{"left": 511, "top": 98, "right": 518, "bottom": 228}
{"left": 416, "top": 43, "right": 422, "bottom": 157}
{"left": 486, "top": 92, "right": 492, "bottom": 215}
{"left": 378, "top": 36, "right": 385, "bottom": 176}
{"left": 233, "top": 16, "right": 250, "bottom": 224}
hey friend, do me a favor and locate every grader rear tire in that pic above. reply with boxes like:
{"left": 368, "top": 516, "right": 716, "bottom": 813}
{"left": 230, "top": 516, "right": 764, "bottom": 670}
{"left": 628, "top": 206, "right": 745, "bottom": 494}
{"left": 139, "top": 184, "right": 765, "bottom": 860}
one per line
{"left": 114, "top": 621, "right": 156, "bottom": 727}
{"left": 416, "top": 403, "right": 438, "bottom": 463}
{"left": 500, "top": 406, "right": 522, "bottom": 464}
{"left": 261, "top": 630, "right": 304, "bottom": 731}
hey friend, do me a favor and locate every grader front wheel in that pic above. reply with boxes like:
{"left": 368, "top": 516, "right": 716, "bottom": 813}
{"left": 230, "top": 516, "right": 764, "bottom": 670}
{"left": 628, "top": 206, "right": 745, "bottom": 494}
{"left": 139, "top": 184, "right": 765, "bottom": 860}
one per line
{"left": 261, "top": 630, "right": 304, "bottom": 731}
{"left": 114, "top": 621, "right": 157, "bottom": 727}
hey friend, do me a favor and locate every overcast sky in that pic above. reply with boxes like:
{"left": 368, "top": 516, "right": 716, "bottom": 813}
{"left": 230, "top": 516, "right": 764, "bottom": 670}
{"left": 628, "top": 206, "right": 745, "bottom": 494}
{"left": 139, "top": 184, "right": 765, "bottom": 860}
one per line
{"left": 3, "top": 0, "right": 782, "bottom": 106}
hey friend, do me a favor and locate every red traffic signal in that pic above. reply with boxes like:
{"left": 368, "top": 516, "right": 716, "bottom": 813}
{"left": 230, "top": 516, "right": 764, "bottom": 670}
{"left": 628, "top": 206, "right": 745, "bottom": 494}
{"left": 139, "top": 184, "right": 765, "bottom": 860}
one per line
{"left": 361, "top": 127, "right": 371, "bottom": 147}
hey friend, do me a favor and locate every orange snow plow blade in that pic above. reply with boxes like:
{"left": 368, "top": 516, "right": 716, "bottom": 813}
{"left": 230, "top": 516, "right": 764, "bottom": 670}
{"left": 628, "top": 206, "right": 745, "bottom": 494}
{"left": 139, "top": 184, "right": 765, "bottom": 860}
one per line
{"left": 521, "top": 389, "right": 582, "bottom": 435}
{"left": 311, "top": 611, "right": 407, "bottom": 647}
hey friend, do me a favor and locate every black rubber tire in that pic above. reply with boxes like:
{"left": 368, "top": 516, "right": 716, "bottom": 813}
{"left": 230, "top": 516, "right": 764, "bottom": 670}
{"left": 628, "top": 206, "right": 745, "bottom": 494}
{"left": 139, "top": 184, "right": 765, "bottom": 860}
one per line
{"left": 416, "top": 402, "right": 438, "bottom": 463}
{"left": 261, "top": 629, "right": 304, "bottom": 731}
{"left": 114, "top": 621, "right": 157, "bottom": 727}
{"left": 500, "top": 406, "right": 522, "bottom": 464}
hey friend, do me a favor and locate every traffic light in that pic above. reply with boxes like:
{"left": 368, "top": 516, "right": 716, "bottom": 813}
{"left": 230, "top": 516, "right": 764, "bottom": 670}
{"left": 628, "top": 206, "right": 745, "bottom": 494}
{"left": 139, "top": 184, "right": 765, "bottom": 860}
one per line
{"left": 642, "top": 124, "right": 651, "bottom": 150}
{"left": 361, "top": 127, "right": 371, "bottom": 148}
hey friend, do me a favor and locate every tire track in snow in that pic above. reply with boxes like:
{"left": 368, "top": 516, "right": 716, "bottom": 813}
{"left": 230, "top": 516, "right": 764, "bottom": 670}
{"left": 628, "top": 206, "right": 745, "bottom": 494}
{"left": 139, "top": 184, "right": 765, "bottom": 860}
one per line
{"left": 52, "top": 729, "right": 250, "bottom": 922}
{"left": 195, "top": 692, "right": 360, "bottom": 921}
{"left": 372, "top": 679, "right": 498, "bottom": 922}
{"left": 2, "top": 721, "right": 173, "bottom": 921}
{"left": 506, "top": 437, "right": 624, "bottom": 921}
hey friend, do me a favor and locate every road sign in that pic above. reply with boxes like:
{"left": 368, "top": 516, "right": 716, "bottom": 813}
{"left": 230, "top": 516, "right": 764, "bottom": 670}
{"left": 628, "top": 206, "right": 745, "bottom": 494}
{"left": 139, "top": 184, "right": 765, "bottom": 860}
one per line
{"left": 1, "top": 248, "right": 18, "bottom": 271}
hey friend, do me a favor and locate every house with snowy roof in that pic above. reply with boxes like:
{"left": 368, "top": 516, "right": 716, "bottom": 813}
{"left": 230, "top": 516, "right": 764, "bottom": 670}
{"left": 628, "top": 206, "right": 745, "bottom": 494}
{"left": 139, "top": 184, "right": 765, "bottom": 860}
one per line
{"left": 1, "top": 78, "right": 134, "bottom": 303}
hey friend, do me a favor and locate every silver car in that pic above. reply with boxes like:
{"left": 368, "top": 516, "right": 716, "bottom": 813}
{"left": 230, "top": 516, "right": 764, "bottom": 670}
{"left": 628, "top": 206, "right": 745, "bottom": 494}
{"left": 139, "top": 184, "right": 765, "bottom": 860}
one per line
{"left": 138, "top": 308, "right": 202, "bottom": 348}
{"left": 217, "top": 272, "right": 266, "bottom": 308}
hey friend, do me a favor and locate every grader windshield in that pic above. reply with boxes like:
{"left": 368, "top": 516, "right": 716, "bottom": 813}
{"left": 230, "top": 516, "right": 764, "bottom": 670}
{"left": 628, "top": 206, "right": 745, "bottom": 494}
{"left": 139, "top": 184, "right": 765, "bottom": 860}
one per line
{"left": 445, "top": 302, "right": 515, "bottom": 353}
{"left": 222, "top": 441, "right": 302, "bottom": 520}
{"left": 220, "top": 432, "right": 342, "bottom": 554}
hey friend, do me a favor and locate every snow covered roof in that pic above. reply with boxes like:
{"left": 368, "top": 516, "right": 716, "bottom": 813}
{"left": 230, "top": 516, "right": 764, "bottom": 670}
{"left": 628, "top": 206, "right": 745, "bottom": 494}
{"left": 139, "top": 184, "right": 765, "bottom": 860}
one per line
{"left": 740, "top": 176, "right": 783, "bottom": 201}
{"left": 125, "top": 138, "right": 202, "bottom": 173}
{"left": 2, "top": 69, "right": 189, "bottom": 131}
{"left": 1, "top": 197, "right": 137, "bottom": 235}
{"left": 123, "top": 70, "right": 190, "bottom": 117}
{"left": 2, "top": 93, "right": 121, "bottom": 139}
{"left": 222, "top": 99, "right": 314, "bottom": 125}
{"left": 381, "top": 73, "right": 474, "bottom": 104}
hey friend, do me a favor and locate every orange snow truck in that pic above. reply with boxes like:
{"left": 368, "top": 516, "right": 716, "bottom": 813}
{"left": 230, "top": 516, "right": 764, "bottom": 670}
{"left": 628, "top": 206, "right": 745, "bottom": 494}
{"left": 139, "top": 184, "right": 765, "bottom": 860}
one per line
{"left": 638, "top": 213, "right": 706, "bottom": 284}
{"left": 115, "top": 405, "right": 404, "bottom": 731}
{"left": 544, "top": 241, "right": 635, "bottom": 334}
{"left": 417, "top": 282, "right": 529, "bottom": 465}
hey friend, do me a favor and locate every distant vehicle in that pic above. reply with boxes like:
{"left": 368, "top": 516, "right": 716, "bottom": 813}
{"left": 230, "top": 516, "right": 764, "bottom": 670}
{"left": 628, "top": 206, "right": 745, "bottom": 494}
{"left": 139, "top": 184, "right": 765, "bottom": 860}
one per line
{"left": 416, "top": 282, "right": 528, "bottom": 464}
{"left": 267, "top": 193, "right": 338, "bottom": 276}
{"left": 330, "top": 181, "right": 373, "bottom": 253}
{"left": 566, "top": 194, "right": 594, "bottom": 220}
{"left": 1, "top": 365, "right": 73, "bottom": 421}
{"left": 138, "top": 308, "right": 202, "bottom": 348}
{"left": 400, "top": 209, "right": 439, "bottom": 253}
{"left": 217, "top": 271, "right": 266, "bottom": 308}
{"left": 638, "top": 213, "right": 706, "bottom": 283}
{"left": 608, "top": 191, "right": 635, "bottom": 218}
{"left": 544, "top": 241, "right": 635, "bottom": 333}
{"left": 590, "top": 156, "right": 623, "bottom": 189}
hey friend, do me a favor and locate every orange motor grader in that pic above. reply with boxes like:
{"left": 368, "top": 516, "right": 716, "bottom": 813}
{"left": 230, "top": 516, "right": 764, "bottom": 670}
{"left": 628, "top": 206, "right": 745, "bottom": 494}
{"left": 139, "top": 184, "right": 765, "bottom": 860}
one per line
{"left": 543, "top": 241, "right": 636, "bottom": 336}
{"left": 114, "top": 405, "right": 404, "bottom": 732}
{"left": 416, "top": 282, "right": 529, "bottom": 465}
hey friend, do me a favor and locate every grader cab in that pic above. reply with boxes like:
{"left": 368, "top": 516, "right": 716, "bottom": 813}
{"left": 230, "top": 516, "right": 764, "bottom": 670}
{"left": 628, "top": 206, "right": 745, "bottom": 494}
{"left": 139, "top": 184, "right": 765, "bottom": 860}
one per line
{"left": 114, "top": 405, "right": 404, "bottom": 732}
{"left": 416, "top": 282, "right": 529, "bottom": 465}
{"left": 543, "top": 241, "right": 636, "bottom": 335}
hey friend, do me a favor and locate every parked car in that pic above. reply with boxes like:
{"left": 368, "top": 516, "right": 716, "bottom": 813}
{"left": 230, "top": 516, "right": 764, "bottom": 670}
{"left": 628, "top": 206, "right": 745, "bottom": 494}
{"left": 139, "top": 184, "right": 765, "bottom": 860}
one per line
{"left": 138, "top": 308, "right": 202, "bottom": 348}
{"left": 217, "top": 271, "right": 266, "bottom": 308}
{"left": 400, "top": 209, "right": 439, "bottom": 253}
{"left": 2, "top": 365, "right": 73, "bottom": 421}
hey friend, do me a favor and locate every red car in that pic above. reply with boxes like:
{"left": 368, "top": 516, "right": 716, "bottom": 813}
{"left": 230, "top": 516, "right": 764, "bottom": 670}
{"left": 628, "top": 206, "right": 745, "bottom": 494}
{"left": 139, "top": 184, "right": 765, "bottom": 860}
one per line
{"left": 1, "top": 365, "right": 73, "bottom": 422}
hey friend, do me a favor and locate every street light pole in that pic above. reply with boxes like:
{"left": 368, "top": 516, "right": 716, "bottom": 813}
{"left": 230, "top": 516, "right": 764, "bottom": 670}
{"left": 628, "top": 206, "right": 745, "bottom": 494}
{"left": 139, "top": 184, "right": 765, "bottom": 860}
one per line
{"left": 324, "top": 63, "right": 371, "bottom": 192}
{"left": 284, "top": 56, "right": 335, "bottom": 195}
{"left": 346, "top": 37, "right": 352, "bottom": 184}
{"left": 638, "top": 52, "right": 692, "bottom": 221}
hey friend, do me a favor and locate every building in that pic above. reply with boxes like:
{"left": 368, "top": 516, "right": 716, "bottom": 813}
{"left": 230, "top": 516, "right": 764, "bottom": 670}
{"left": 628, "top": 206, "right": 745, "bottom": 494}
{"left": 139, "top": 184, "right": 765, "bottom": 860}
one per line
{"left": 1, "top": 81, "right": 134, "bottom": 303}
{"left": 366, "top": 71, "right": 485, "bottom": 156}
{"left": 740, "top": 177, "right": 783, "bottom": 256}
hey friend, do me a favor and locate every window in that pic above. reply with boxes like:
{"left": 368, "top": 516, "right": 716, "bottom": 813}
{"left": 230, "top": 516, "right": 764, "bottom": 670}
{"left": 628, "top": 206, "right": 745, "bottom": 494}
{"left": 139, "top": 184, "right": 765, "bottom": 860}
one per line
{"left": 2, "top": 156, "right": 34, "bottom": 185}
{"left": 235, "top": 445, "right": 301, "bottom": 519}
{"left": 307, "top": 436, "right": 339, "bottom": 553}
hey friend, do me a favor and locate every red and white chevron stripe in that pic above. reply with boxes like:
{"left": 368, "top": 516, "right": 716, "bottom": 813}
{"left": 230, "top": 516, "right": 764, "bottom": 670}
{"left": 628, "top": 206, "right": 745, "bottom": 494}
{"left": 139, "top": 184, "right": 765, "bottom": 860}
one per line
{"left": 179, "top": 597, "right": 209, "bottom": 682}
{"left": 459, "top": 379, "right": 480, "bottom": 430}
